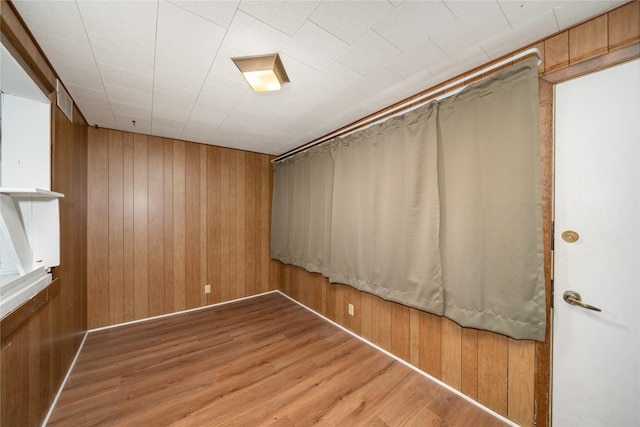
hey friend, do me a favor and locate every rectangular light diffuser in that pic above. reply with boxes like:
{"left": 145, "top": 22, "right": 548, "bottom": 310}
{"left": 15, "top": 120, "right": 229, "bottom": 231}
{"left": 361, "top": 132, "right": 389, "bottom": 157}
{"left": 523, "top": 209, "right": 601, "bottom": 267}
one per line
{"left": 232, "top": 54, "right": 290, "bottom": 92}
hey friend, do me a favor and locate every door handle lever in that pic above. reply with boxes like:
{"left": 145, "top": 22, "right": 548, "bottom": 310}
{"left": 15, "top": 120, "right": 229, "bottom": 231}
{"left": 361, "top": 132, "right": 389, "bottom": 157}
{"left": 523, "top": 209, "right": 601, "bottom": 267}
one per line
{"left": 563, "top": 291, "right": 602, "bottom": 312}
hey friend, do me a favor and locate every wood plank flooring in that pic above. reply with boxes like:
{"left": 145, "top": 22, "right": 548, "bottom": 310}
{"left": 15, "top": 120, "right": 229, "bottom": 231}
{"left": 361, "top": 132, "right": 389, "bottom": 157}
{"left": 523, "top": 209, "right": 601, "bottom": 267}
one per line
{"left": 47, "top": 293, "right": 508, "bottom": 426}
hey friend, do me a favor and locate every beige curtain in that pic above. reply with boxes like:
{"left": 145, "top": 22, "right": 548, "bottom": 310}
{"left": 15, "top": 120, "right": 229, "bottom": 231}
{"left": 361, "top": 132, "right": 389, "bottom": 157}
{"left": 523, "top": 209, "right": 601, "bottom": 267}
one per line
{"left": 329, "top": 102, "right": 444, "bottom": 314}
{"left": 437, "top": 57, "right": 544, "bottom": 340}
{"left": 271, "top": 144, "right": 333, "bottom": 275}
{"left": 271, "top": 58, "right": 544, "bottom": 341}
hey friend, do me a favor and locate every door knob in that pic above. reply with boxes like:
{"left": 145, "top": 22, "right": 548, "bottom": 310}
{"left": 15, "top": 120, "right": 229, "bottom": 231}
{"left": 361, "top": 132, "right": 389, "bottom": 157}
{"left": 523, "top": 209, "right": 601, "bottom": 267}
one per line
{"left": 563, "top": 290, "right": 601, "bottom": 312}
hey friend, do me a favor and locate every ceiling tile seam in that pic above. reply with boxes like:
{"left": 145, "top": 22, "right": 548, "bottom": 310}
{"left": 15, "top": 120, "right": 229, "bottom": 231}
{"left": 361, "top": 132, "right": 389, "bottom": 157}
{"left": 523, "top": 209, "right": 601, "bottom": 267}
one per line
{"left": 73, "top": 0, "right": 116, "bottom": 128}
{"left": 552, "top": 7, "right": 562, "bottom": 31}
{"left": 307, "top": 2, "right": 399, "bottom": 47}
{"left": 149, "top": 0, "right": 160, "bottom": 135}
{"left": 496, "top": 1, "right": 516, "bottom": 30}
{"left": 185, "top": 5, "right": 246, "bottom": 143}
{"left": 166, "top": 0, "right": 227, "bottom": 28}
{"left": 237, "top": 1, "right": 323, "bottom": 39}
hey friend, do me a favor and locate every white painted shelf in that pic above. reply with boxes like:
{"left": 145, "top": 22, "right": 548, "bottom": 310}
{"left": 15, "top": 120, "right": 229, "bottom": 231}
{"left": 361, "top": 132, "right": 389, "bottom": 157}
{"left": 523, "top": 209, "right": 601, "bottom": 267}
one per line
{"left": 0, "top": 187, "right": 64, "bottom": 198}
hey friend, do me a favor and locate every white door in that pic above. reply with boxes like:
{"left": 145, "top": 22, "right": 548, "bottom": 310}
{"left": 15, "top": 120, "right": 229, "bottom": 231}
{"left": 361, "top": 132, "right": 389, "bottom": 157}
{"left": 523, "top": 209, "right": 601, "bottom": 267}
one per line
{"left": 553, "top": 59, "right": 640, "bottom": 427}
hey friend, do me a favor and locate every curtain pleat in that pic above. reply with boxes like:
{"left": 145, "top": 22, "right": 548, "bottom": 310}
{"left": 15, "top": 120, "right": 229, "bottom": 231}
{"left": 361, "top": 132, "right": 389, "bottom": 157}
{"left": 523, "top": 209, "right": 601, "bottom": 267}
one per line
{"left": 437, "top": 58, "right": 544, "bottom": 340}
{"left": 270, "top": 58, "right": 545, "bottom": 341}
{"left": 329, "top": 102, "right": 444, "bottom": 314}
{"left": 271, "top": 144, "right": 333, "bottom": 275}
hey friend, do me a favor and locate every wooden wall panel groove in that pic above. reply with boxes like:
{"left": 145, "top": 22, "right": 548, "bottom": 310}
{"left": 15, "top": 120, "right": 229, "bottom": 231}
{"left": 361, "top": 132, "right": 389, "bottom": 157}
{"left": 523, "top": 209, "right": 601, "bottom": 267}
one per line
{"left": 87, "top": 131, "right": 279, "bottom": 329}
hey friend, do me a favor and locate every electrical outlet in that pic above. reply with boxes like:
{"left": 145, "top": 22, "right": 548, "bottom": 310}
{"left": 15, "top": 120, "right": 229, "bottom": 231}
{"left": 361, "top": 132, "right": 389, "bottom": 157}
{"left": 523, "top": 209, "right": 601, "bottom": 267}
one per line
{"left": 204, "top": 284, "right": 211, "bottom": 294}
{"left": 348, "top": 303, "right": 354, "bottom": 316}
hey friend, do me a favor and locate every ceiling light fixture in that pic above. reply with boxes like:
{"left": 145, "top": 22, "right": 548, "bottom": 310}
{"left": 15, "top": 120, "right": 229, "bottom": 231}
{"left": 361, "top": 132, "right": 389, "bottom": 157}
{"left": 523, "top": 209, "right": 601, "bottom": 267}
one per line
{"left": 232, "top": 53, "right": 290, "bottom": 92}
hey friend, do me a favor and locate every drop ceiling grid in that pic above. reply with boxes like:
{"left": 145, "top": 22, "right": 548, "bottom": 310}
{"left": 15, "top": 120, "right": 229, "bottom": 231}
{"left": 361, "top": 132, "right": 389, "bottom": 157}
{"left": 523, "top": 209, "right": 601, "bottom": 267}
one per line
{"left": 9, "top": 0, "right": 627, "bottom": 155}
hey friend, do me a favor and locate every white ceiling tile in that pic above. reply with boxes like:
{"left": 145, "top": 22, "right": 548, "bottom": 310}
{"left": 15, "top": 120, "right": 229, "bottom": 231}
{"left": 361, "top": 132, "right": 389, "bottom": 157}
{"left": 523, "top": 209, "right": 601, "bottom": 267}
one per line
{"left": 65, "top": 84, "right": 109, "bottom": 106}
{"left": 154, "top": 2, "right": 226, "bottom": 95}
{"left": 307, "top": 62, "right": 362, "bottom": 95}
{"left": 287, "top": 81, "right": 333, "bottom": 107}
{"left": 498, "top": 1, "right": 562, "bottom": 28}
{"left": 110, "top": 102, "right": 152, "bottom": 122}
{"left": 351, "top": 67, "right": 404, "bottom": 97}
{"left": 29, "top": 31, "right": 102, "bottom": 90}
{"left": 336, "top": 31, "right": 401, "bottom": 75}
{"left": 374, "top": 1, "right": 456, "bottom": 51}
{"left": 186, "top": 107, "right": 227, "bottom": 128}
{"left": 281, "top": 21, "right": 349, "bottom": 69}
{"left": 553, "top": 1, "right": 624, "bottom": 29}
{"left": 98, "top": 63, "right": 153, "bottom": 96}
{"left": 153, "top": 102, "right": 191, "bottom": 125}
{"left": 271, "top": 98, "right": 314, "bottom": 119}
{"left": 443, "top": 0, "right": 492, "bottom": 19}
{"left": 427, "top": 45, "right": 491, "bottom": 88}
{"left": 115, "top": 115, "right": 152, "bottom": 135}
{"left": 105, "top": 84, "right": 152, "bottom": 110}
{"left": 233, "top": 91, "right": 287, "bottom": 117}
{"left": 12, "top": 0, "right": 87, "bottom": 42}
{"left": 238, "top": 1, "right": 320, "bottom": 36}
{"left": 167, "top": 0, "right": 239, "bottom": 28}
{"left": 77, "top": 1, "right": 157, "bottom": 52}
{"left": 279, "top": 54, "right": 318, "bottom": 89}
{"left": 222, "top": 10, "right": 290, "bottom": 55}
{"left": 385, "top": 38, "right": 447, "bottom": 80}
{"left": 309, "top": 1, "right": 394, "bottom": 44}
{"left": 481, "top": 11, "right": 559, "bottom": 59}
{"left": 198, "top": 74, "right": 248, "bottom": 110}
{"left": 208, "top": 47, "right": 248, "bottom": 84}
{"left": 431, "top": 1, "right": 511, "bottom": 57}
{"left": 89, "top": 33, "right": 155, "bottom": 78}
{"left": 151, "top": 124, "right": 183, "bottom": 140}
{"left": 211, "top": 121, "right": 249, "bottom": 140}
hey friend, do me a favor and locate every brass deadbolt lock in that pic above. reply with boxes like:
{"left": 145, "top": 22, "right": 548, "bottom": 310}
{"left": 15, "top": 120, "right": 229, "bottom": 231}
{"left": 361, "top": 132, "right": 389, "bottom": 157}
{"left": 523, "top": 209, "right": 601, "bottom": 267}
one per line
{"left": 561, "top": 230, "right": 579, "bottom": 243}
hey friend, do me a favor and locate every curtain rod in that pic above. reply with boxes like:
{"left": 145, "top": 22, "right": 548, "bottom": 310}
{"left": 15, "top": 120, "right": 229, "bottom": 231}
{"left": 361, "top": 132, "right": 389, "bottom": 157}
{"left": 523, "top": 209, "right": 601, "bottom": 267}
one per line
{"left": 272, "top": 47, "right": 542, "bottom": 163}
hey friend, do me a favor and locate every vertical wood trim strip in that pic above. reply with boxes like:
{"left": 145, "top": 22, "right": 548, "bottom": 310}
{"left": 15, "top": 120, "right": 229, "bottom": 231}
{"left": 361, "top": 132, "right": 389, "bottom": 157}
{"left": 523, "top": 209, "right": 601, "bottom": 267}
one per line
{"left": 245, "top": 152, "right": 257, "bottom": 297}
{"left": 220, "top": 149, "right": 231, "bottom": 301}
{"left": 207, "top": 146, "right": 222, "bottom": 304}
{"left": 87, "top": 128, "right": 109, "bottom": 328}
{"left": 122, "top": 133, "right": 135, "bottom": 321}
{"left": 147, "top": 137, "right": 164, "bottom": 317}
{"left": 441, "top": 318, "right": 462, "bottom": 390}
{"left": 184, "top": 143, "right": 201, "bottom": 309}
{"left": 163, "top": 139, "right": 174, "bottom": 314}
{"left": 200, "top": 145, "right": 208, "bottom": 306}
{"left": 173, "top": 140, "right": 186, "bottom": 311}
{"left": 108, "top": 130, "right": 124, "bottom": 324}
{"left": 133, "top": 135, "right": 149, "bottom": 320}
{"left": 508, "top": 339, "right": 536, "bottom": 426}
{"left": 477, "top": 331, "right": 508, "bottom": 416}
{"left": 461, "top": 328, "right": 478, "bottom": 399}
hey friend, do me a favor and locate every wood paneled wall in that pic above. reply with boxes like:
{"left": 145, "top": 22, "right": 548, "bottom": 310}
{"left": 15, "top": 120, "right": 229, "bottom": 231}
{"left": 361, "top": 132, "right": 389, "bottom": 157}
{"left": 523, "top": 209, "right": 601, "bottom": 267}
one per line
{"left": 1, "top": 3, "right": 89, "bottom": 427}
{"left": 276, "top": 3, "right": 640, "bottom": 427}
{"left": 87, "top": 129, "right": 280, "bottom": 328}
